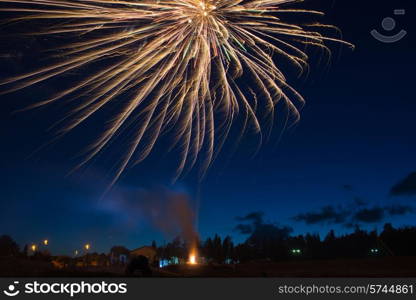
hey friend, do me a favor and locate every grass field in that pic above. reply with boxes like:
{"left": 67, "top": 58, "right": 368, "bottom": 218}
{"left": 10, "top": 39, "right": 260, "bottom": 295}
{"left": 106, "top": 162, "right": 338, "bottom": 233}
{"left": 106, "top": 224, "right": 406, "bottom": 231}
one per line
{"left": 2, "top": 257, "right": 416, "bottom": 277}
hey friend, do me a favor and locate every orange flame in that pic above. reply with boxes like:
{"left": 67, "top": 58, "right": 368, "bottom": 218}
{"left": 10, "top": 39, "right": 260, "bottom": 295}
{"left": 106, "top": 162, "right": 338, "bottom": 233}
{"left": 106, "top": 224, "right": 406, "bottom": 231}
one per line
{"left": 189, "top": 252, "right": 197, "bottom": 265}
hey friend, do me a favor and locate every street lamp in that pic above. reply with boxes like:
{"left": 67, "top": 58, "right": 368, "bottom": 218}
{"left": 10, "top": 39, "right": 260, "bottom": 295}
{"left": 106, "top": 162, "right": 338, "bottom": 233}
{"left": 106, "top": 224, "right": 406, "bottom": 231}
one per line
{"left": 85, "top": 243, "right": 90, "bottom": 251}
{"left": 43, "top": 239, "right": 49, "bottom": 246}
{"left": 31, "top": 244, "right": 37, "bottom": 252}
{"left": 291, "top": 248, "right": 301, "bottom": 255}
{"left": 370, "top": 248, "right": 379, "bottom": 254}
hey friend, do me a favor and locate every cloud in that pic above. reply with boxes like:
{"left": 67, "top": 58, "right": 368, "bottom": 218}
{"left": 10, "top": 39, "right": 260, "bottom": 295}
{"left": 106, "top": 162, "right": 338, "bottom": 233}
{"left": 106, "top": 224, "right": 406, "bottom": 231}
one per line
{"left": 236, "top": 211, "right": 264, "bottom": 226}
{"left": 354, "top": 205, "right": 415, "bottom": 224}
{"left": 292, "top": 206, "right": 349, "bottom": 225}
{"left": 353, "top": 207, "right": 385, "bottom": 223}
{"left": 390, "top": 172, "right": 416, "bottom": 196}
{"left": 385, "top": 204, "right": 414, "bottom": 216}
{"left": 353, "top": 197, "right": 367, "bottom": 207}
{"left": 234, "top": 224, "right": 253, "bottom": 235}
{"left": 342, "top": 185, "right": 353, "bottom": 191}
{"left": 343, "top": 222, "right": 360, "bottom": 229}
{"left": 234, "top": 211, "right": 293, "bottom": 238}
{"left": 293, "top": 203, "right": 415, "bottom": 226}
{"left": 234, "top": 212, "right": 264, "bottom": 234}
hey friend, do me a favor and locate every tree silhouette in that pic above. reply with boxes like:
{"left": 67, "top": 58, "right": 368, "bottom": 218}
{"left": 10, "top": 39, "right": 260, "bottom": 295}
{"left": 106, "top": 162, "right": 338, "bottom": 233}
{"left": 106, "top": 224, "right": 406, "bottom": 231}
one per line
{"left": 0, "top": 235, "right": 19, "bottom": 257}
{"left": 134, "top": 222, "right": 416, "bottom": 265}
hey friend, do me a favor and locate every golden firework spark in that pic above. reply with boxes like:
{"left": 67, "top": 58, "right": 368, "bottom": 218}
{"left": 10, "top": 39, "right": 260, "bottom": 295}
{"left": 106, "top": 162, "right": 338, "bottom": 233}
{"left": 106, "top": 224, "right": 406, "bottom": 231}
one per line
{"left": 0, "top": 0, "right": 352, "bottom": 184}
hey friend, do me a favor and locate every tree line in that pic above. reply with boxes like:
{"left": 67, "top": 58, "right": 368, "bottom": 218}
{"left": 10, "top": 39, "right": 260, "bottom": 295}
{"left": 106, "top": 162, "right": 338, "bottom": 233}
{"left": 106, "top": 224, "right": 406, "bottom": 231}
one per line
{"left": 156, "top": 223, "right": 416, "bottom": 263}
{"left": 1, "top": 223, "right": 416, "bottom": 263}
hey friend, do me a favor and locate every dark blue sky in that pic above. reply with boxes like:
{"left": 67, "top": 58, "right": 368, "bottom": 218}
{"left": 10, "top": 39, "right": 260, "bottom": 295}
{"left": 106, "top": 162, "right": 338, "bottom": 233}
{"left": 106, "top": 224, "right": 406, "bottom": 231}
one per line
{"left": 0, "top": 0, "right": 415, "bottom": 255}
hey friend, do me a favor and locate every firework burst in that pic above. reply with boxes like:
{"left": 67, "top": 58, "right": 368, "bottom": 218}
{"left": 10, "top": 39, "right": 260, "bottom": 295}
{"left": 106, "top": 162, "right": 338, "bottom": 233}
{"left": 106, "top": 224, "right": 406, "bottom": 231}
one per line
{"left": 0, "top": 0, "right": 352, "bottom": 185}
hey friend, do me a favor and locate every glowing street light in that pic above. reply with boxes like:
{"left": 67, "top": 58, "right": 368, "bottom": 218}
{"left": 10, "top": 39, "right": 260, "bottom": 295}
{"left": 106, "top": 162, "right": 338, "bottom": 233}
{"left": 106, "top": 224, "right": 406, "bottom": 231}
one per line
{"left": 43, "top": 239, "right": 49, "bottom": 246}
{"left": 31, "top": 244, "right": 37, "bottom": 252}
{"left": 84, "top": 243, "right": 90, "bottom": 251}
{"left": 291, "top": 248, "right": 302, "bottom": 255}
{"left": 74, "top": 250, "right": 79, "bottom": 256}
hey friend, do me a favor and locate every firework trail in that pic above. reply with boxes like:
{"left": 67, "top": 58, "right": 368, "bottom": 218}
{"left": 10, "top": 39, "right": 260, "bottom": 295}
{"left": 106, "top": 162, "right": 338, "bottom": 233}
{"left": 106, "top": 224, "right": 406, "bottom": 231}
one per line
{"left": 0, "top": 0, "right": 352, "bottom": 185}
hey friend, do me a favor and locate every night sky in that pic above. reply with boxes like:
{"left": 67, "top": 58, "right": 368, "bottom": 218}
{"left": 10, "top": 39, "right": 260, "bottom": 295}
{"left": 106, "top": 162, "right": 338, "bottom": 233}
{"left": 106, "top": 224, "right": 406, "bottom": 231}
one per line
{"left": 1, "top": 0, "right": 415, "bottom": 255}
